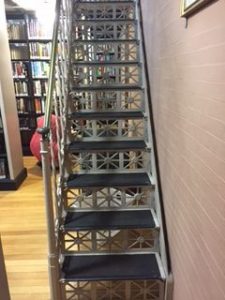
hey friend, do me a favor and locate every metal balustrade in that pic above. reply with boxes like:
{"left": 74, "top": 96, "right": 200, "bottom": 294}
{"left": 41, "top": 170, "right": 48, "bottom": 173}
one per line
{"left": 68, "top": 118, "right": 146, "bottom": 141}
{"left": 73, "top": 2, "right": 136, "bottom": 20}
{"left": 63, "top": 186, "right": 154, "bottom": 211}
{"left": 62, "top": 280, "right": 165, "bottom": 300}
{"left": 69, "top": 89, "right": 144, "bottom": 112}
{"left": 73, "top": 20, "right": 137, "bottom": 41}
{"left": 72, "top": 40, "right": 140, "bottom": 63}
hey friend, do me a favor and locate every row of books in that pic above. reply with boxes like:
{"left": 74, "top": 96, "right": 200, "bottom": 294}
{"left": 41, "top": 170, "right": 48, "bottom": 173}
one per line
{"left": 14, "top": 81, "right": 28, "bottom": 96}
{"left": 7, "top": 18, "right": 52, "bottom": 40}
{"left": 33, "top": 80, "right": 48, "bottom": 96}
{"left": 7, "top": 20, "right": 27, "bottom": 40}
{"left": 96, "top": 52, "right": 115, "bottom": 61}
{"left": 96, "top": 66, "right": 116, "bottom": 78}
{"left": 17, "top": 97, "right": 45, "bottom": 115}
{"left": 15, "top": 80, "right": 49, "bottom": 98}
{"left": 17, "top": 98, "right": 30, "bottom": 114}
{"left": 0, "top": 158, "right": 7, "bottom": 179}
{"left": 34, "top": 98, "right": 45, "bottom": 114}
{"left": 0, "top": 136, "right": 6, "bottom": 154}
{"left": 27, "top": 18, "right": 52, "bottom": 39}
{"left": 10, "top": 44, "right": 52, "bottom": 60}
{"left": 0, "top": 111, "right": 7, "bottom": 179}
{"left": 31, "top": 61, "right": 50, "bottom": 78}
{"left": 12, "top": 62, "right": 28, "bottom": 78}
{"left": 29, "top": 43, "right": 51, "bottom": 59}
{"left": 96, "top": 53, "right": 116, "bottom": 77}
{"left": 19, "top": 117, "right": 36, "bottom": 130}
{"left": 10, "top": 44, "right": 29, "bottom": 60}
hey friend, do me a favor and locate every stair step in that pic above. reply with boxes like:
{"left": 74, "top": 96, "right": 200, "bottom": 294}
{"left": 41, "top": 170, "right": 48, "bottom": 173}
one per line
{"left": 78, "top": 1, "right": 135, "bottom": 3}
{"left": 63, "top": 209, "right": 157, "bottom": 231}
{"left": 72, "top": 61, "right": 140, "bottom": 66}
{"left": 61, "top": 253, "right": 163, "bottom": 281}
{"left": 69, "top": 111, "right": 144, "bottom": 120}
{"left": 67, "top": 173, "right": 151, "bottom": 188}
{"left": 68, "top": 140, "right": 147, "bottom": 152}
{"left": 73, "top": 19, "right": 137, "bottom": 23}
{"left": 72, "top": 39, "right": 139, "bottom": 44}
{"left": 74, "top": 1, "right": 135, "bottom": 21}
{"left": 71, "top": 85, "right": 142, "bottom": 91}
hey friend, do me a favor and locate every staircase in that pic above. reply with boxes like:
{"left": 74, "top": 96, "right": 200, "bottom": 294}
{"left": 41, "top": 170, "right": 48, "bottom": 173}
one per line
{"left": 39, "top": 0, "right": 171, "bottom": 299}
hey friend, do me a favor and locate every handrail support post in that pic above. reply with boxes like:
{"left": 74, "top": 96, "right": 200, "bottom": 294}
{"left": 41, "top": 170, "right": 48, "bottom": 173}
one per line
{"left": 39, "top": 134, "right": 61, "bottom": 300}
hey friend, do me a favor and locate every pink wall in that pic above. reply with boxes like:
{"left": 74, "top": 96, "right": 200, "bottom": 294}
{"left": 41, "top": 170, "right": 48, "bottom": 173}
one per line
{"left": 140, "top": 1, "right": 225, "bottom": 299}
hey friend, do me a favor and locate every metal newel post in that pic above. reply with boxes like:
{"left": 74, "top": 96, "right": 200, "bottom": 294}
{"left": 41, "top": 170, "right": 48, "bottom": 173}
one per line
{"left": 39, "top": 133, "right": 61, "bottom": 300}
{"left": 0, "top": 235, "right": 11, "bottom": 300}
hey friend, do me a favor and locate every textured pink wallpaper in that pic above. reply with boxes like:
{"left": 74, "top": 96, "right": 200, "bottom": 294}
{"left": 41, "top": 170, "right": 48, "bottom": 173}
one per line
{"left": 141, "top": 0, "right": 225, "bottom": 299}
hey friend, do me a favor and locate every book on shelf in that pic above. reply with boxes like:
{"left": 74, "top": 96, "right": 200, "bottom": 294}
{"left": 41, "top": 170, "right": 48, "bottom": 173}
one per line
{"left": 27, "top": 18, "right": 52, "bottom": 39}
{"left": 7, "top": 20, "right": 27, "bottom": 40}
{"left": 12, "top": 62, "right": 28, "bottom": 78}
{"left": 0, "top": 159, "right": 6, "bottom": 179}
{"left": 34, "top": 98, "right": 45, "bottom": 114}
{"left": 34, "top": 98, "right": 42, "bottom": 114}
{"left": 33, "top": 80, "right": 48, "bottom": 96}
{"left": 29, "top": 42, "right": 51, "bottom": 59}
{"left": 43, "top": 81, "right": 48, "bottom": 95}
{"left": 31, "top": 61, "right": 50, "bottom": 78}
{"left": 10, "top": 43, "right": 29, "bottom": 60}
{"left": 14, "top": 81, "right": 28, "bottom": 96}
{"left": 33, "top": 80, "right": 42, "bottom": 96}
{"left": 0, "top": 134, "right": 6, "bottom": 154}
{"left": 19, "top": 117, "right": 30, "bottom": 129}
{"left": 17, "top": 98, "right": 25, "bottom": 113}
{"left": 0, "top": 115, "right": 2, "bottom": 129}
{"left": 41, "top": 98, "right": 45, "bottom": 113}
{"left": 17, "top": 98, "right": 30, "bottom": 114}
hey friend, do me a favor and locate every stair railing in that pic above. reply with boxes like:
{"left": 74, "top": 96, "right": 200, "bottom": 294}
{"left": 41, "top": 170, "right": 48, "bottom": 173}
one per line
{"left": 37, "top": 0, "right": 62, "bottom": 299}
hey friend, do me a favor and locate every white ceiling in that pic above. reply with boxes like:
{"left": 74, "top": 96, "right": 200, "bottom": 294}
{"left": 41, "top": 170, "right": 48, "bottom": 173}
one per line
{"left": 4, "top": 0, "right": 54, "bottom": 12}
{"left": 5, "top": 0, "right": 26, "bottom": 12}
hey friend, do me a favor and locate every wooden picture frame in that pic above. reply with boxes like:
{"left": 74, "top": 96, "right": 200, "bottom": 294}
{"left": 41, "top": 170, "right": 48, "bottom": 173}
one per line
{"left": 181, "top": 0, "right": 214, "bottom": 17}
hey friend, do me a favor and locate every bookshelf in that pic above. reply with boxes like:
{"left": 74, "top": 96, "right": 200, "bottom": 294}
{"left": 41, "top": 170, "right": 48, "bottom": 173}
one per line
{"left": 6, "top": 13, "right": 52, "bottom": 155}
{"left": 0, "top": 110, "right": 9, "bottom": 181}
{"left": 0, "top": 1, "right": 27, "bottom": 190}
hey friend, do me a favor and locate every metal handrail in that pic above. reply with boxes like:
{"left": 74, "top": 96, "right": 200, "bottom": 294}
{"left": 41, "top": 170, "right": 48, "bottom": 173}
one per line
{"left": 38, "top": 0, "right": 61, "bottom": 136}
{"left": 37, "top": 0, "right": 62, "bottom": 299}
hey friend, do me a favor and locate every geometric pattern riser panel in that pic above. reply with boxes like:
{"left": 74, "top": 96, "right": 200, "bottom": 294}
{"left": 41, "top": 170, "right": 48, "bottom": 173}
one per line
{"left": 63, "top": 187, "right": 154, "bottom": 210}
{"left": 69, "top": 119, "right": 145, "bottom": 140}
{"left": 61, "top": 229, "right": 158, "bottom": 253}
{"left": 72, "top": 42, "right": 139, "bottom": 63}
{"left": 74, "top": 3, "right": 135, "bottom": 20}
{"left": 69, "top": 90, "right": 144, "bottom": 112}
{"left": 67, "top": 150, "right": 151, "bottom": 174}
{"left": 72, "top": 65, "right": 141, "bottom": 88}
{"left": 62, "top": 280, "right": 164, "bottom": 300}
{"left": 73, "top": 22, "right": 136, "bottom": 41}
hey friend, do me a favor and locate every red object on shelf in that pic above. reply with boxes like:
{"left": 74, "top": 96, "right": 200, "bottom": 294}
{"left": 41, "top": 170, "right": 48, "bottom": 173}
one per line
{"left": 30, "top": 115, "right": 58, "bottom": 164}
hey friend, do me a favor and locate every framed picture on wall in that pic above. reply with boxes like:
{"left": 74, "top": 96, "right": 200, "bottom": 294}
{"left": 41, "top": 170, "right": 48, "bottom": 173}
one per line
{"left": 181, "top": 0, "right": 214, "bottom": 17}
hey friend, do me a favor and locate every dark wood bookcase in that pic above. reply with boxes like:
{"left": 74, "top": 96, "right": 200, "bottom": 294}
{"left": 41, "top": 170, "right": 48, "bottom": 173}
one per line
{"left": 6, "top": 13, "right": 52, "bottom": 155}
{"left": 0, "top": 110, "right": 9, "bottom": 181}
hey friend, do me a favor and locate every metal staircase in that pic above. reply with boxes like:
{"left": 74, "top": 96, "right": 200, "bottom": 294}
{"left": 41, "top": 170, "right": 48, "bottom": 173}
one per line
{"left": 39, "top": 0, "right": 172, "bottom": 299}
